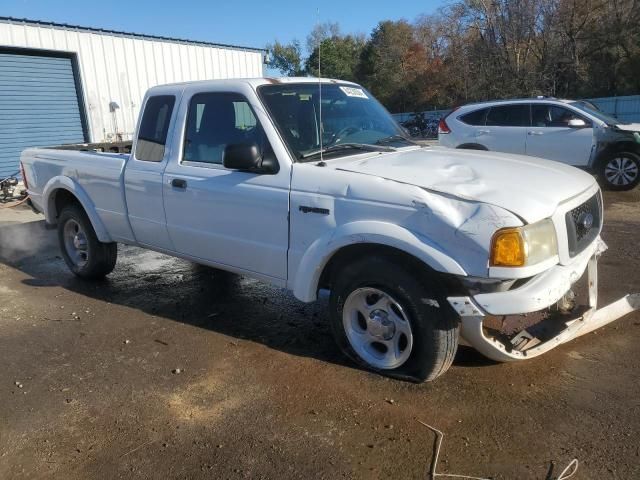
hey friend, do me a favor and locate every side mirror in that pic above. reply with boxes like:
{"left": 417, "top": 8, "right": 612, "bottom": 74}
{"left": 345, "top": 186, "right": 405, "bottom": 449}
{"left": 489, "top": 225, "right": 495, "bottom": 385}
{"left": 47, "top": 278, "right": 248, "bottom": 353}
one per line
{"left": 223, "top": 143, "right": 262, "bottom": 171}
{"left": 568, "top": 118, "right": 587, "bottom": 128}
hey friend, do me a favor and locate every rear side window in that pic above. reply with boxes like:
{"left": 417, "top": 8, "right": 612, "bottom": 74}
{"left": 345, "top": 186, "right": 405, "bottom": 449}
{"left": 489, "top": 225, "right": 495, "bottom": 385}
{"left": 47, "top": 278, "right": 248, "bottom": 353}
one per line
{"left": 459, "top": 108, "right": 488, "bottom": 126}
{"left": 486, "top": 104, "right": 530, "bottom": 127}
{"left": 135, "top": 95, "right": 176, "bottom": 162}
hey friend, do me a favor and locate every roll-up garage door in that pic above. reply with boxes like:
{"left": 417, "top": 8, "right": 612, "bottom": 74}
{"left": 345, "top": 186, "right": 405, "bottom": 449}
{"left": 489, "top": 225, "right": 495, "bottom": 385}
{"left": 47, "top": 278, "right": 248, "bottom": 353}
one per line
{"left": 0, "top": 51, "right": 86, "bottom": 178}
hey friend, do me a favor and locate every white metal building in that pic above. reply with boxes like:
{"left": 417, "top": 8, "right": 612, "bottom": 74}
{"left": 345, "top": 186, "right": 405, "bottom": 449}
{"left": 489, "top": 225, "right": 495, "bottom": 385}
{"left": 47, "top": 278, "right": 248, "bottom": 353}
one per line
{"left": 0, "top": 17, "right": 265, "bottom": 178}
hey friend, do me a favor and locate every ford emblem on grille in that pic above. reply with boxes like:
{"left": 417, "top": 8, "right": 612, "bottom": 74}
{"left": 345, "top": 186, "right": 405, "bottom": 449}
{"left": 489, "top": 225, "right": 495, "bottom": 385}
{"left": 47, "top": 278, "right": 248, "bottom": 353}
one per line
{"left": 566, "top": 193, "right": 601, "bottom": 257}
{"left": 578, "top": 212, "right": 594, "bottom": 230}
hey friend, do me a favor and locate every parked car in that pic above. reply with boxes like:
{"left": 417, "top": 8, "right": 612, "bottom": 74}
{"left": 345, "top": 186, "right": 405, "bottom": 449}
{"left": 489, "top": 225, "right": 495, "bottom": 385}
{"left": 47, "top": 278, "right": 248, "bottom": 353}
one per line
{"left": 438, "top": 97, "right": 640, "bottom": 191}
{"left": 21, "top": 79, "right": 638, "bottom": 382}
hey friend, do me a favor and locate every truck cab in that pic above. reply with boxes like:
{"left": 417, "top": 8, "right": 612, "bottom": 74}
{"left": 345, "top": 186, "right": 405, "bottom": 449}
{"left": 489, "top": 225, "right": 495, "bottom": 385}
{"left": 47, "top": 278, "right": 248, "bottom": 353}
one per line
{"left": 125, "top": 82, "right": 291, "bottom": 283}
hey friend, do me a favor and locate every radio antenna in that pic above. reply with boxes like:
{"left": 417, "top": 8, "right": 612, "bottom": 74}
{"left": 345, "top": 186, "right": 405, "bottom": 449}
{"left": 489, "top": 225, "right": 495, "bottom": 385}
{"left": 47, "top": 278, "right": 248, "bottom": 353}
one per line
{"left": 317, "top": 8, "right": 323, "bottom": 163}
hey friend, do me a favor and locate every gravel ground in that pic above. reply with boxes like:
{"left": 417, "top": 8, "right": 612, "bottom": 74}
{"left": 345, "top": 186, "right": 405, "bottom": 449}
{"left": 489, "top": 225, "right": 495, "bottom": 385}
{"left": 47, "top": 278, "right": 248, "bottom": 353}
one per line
{"left": 0, "top": 189, "right": 638, "bottom": 479}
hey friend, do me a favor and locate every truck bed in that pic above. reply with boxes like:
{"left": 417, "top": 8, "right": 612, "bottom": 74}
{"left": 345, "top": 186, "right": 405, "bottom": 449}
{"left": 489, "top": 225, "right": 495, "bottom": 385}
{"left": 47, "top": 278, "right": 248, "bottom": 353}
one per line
{"left": 21, "top": 147, "right": 133, "bottom": 242}
{"left": 53, "top": 141, "right": 132, "bottom": 154}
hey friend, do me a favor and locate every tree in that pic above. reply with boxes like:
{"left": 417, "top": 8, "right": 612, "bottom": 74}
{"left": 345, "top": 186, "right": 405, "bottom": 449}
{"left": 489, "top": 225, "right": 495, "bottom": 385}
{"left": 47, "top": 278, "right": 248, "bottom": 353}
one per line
{"left": 266, "top": 40, "right": 305, "bottom": 77}
{"left": 305, "top": 35, "right": 365, "bottom": 81}
{"left": 565, "top": 0, "right": 640, "bottom": 96}
{"left": 266, "top": 2, "right": 640, "bottom": 113}
{"left": 306, "top": 22, "right": 341, "bottom": 53}
{"left": 357, "top": 20, "right": 420, "bottom": 112}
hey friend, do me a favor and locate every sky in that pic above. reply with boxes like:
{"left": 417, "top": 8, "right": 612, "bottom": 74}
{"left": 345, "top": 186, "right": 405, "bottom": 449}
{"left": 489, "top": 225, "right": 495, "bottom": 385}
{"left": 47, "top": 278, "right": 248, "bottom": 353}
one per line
{"left": 2, "top": 0, "right": 446, "bottom": 52}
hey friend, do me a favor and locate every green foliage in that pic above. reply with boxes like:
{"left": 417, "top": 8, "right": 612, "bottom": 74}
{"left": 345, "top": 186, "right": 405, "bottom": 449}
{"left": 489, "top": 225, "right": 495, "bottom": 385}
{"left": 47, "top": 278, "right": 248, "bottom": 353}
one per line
{"left": 266, "top": 40, "right": 305, "bottom": 77}
{"left": 306, "top": 22, "right": 341, "bottom": 54}
{"left": 357, "top": 21, "right": 416, "bottom": 112}
{"left": 305, "top": 35, "right": 365, "bottom": 81}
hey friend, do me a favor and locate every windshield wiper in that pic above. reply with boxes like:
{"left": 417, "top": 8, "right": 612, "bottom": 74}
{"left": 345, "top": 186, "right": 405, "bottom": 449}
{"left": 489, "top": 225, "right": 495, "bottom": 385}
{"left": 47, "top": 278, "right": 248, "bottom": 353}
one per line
{"left": 300, "top": 143, "right": 395, "bottom": 160}
{"left": 375, "top": 134, "right": 417, "bottom": 146}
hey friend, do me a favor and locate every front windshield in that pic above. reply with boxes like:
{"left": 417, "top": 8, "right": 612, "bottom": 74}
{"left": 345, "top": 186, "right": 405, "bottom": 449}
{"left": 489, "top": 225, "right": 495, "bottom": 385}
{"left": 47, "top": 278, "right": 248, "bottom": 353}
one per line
{"left": 258, "top": 83, "right": 413, "bottom": 161}
{"left": 570, "top": 101, "right": 626, "bottom": 126}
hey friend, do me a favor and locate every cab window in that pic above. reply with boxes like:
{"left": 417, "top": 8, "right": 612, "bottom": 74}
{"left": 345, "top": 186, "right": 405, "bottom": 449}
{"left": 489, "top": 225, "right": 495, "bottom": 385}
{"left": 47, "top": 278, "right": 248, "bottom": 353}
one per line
{"left": 183, "top": 92, "right": 269, "bottom": 165}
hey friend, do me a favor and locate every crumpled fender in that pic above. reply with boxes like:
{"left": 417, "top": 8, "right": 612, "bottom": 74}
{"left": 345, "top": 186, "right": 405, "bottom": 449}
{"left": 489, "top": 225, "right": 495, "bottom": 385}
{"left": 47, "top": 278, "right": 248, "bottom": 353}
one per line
{"left": 291, "top": 220, "right": 466, "bottom": 302}
{"left": 42, "top": 176, "right": 112, "bottom": 243}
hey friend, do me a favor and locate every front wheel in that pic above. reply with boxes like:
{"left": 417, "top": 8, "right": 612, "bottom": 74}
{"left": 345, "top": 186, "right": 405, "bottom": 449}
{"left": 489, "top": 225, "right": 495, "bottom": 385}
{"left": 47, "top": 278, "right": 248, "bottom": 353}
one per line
{"left": 599, "top": 152, "right": 640, "bottom": 191}
{"left": 329, "top": 255, "right": 459, "bottom": 382}
{"left": 58, "top": 204, "right": 117, "bottom": 279}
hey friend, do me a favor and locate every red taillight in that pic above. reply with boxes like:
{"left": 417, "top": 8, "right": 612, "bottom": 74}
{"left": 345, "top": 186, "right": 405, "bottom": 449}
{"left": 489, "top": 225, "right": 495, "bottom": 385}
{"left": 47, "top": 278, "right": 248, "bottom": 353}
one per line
{"left": 20, "top": 162, "right": 28, "bottom": 189}
{"left": 438, "top": 107, "right": 459, "bottom": 135}
{"left": 438, "top": 117, "right": 451, "bottom": 134}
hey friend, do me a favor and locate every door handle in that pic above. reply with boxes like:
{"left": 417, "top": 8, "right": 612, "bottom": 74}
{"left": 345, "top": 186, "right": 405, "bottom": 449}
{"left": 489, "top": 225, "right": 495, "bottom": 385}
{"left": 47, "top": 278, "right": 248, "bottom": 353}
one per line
{"left": 171, "top": 178, "right": 187, "bottom": 189}
{"left": 528, "top": 131, "right": 544, "bottom": 136}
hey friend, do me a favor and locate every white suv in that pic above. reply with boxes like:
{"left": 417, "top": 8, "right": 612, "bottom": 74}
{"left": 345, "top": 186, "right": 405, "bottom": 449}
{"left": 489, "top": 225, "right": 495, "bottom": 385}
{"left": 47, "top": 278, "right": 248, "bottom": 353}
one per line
{"left": 438, "top": 98, "right": 640, "bottom": 191}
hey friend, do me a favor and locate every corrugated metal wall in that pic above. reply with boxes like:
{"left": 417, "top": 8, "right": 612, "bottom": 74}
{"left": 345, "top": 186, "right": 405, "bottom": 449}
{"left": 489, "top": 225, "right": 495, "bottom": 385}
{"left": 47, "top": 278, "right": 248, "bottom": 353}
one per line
{"left": 585, "top": 95, "right": 640, "bottom": 123}
{"left": 0, "top": 18, "right": 265, "bottom": 145}
{"left": 0, "top": 52, "right": 85, "bottom": 178}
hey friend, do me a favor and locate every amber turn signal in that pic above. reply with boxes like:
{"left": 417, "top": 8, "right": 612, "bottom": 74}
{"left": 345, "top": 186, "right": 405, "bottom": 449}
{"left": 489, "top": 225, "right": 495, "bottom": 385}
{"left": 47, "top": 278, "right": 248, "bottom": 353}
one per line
{"left": 490, "top": 228, "right": 526, "bottom": 267}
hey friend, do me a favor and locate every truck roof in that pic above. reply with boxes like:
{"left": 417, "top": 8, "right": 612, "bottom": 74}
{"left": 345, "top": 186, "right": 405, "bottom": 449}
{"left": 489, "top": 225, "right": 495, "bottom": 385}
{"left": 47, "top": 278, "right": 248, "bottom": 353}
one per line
{"left": 146, "top": 77, "right": 360, "bottom": 93}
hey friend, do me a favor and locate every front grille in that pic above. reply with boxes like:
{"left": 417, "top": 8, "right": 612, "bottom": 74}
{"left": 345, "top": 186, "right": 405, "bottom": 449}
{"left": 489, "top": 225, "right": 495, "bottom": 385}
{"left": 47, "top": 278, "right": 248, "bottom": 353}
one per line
{"left": 565, "top": 192, "right": 602, "bottom": 257}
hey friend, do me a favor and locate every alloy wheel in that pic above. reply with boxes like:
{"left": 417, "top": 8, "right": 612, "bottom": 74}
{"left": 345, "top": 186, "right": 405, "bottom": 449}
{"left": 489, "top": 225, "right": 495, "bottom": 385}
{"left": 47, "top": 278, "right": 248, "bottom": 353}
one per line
{"left": 342, "top": 287, "right": 414, "bottom": 369}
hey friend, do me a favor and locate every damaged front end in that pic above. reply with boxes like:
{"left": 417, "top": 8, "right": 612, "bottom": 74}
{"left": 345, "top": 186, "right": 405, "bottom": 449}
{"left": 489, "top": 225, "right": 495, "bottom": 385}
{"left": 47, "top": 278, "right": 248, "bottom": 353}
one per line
{"left": 448, "top": 239, "right": 640, "bottom": 361}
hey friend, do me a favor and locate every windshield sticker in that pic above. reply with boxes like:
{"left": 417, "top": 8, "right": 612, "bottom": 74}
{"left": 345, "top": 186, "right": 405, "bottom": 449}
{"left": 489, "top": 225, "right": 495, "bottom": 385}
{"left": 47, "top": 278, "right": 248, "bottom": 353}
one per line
{"left": 339, "top": 86, "right": 368, "bottom": 99}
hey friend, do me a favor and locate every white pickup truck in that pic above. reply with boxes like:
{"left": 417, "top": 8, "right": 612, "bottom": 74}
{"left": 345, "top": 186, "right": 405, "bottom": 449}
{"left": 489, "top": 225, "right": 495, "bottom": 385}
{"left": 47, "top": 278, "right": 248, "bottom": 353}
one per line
{"left": 21, "top": 78, "right": 638, "bottom": 382}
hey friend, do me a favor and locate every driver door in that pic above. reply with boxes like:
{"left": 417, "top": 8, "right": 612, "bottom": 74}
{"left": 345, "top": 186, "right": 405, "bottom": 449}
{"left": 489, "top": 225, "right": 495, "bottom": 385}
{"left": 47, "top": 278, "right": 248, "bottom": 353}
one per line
{"left": 162, "top": 91, "right": 290, "bottom": 281}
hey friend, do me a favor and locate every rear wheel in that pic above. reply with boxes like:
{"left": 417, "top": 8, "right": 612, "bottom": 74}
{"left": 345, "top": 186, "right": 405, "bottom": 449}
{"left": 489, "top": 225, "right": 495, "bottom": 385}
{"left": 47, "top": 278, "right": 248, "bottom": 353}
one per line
{"left": 58, "top": 204, "right": 117, "bottom": 279}
{"left": 599, "top": 152, "right": 640, "bottom": 191}
{"left": 329, "top": 255, "right": 459, "bottom": 382}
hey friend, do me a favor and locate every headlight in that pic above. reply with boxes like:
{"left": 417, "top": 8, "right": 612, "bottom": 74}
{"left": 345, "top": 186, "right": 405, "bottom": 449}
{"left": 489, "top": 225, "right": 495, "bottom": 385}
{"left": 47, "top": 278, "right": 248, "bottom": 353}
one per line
{"left": 490, "top": 219, "right": 558, "bottom": 267}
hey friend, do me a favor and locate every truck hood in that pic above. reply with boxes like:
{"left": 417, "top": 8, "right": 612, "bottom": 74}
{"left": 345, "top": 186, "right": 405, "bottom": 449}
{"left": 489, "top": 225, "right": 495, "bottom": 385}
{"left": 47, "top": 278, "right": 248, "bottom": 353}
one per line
{"left": 334, "top": 147, "right": 597, "bottom": 223}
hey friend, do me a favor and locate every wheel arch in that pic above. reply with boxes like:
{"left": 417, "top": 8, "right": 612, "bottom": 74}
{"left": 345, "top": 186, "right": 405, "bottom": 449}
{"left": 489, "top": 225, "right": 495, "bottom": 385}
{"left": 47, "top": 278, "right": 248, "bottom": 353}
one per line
{"left": 291, "top": 221, "right": 466, "bottom": 302}
{"left": 593, "top": 141, "right": 640, "bottom": 170}
{"left": 43, "top": 177, "right": 112, "bottom": 242}
{"left": 456, "top": 143, "right": 488, "bottom": 151}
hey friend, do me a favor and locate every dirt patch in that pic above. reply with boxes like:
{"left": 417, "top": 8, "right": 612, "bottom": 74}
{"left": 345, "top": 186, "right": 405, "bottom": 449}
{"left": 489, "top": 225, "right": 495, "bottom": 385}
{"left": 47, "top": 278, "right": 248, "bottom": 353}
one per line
{"left": 0, "top": 191, "right": 639, "bottom": 479}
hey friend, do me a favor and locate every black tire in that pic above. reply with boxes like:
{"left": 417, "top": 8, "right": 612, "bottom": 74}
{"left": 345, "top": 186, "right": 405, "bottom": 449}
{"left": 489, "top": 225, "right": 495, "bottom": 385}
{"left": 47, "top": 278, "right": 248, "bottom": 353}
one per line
{"left": 599, "top": 152, "right": 640, "bottom": 191}
{"left": 57, "top": 204, "right": 117, "bottom": 279}
{"left": 329, "top": 255, "right": 459, "bottom": 383}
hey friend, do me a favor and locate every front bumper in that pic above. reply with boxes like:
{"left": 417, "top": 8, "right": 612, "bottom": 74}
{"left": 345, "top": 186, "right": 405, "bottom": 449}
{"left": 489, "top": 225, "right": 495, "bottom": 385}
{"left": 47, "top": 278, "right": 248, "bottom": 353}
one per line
{"left": 447, "top": 238, "right": 640, "bottom": 361}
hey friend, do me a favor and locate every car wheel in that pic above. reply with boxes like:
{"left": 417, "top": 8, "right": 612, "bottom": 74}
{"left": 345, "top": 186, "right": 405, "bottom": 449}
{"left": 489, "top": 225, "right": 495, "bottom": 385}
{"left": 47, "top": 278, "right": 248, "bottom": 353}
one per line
{"left": 329, "top": 254, "right": 459, "bottom": 382}
{"left": 58, "top": 204, "right": 117, "bottom": 279}
{"left": 600, "top": 152, "right": 640, "bottom": 191}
